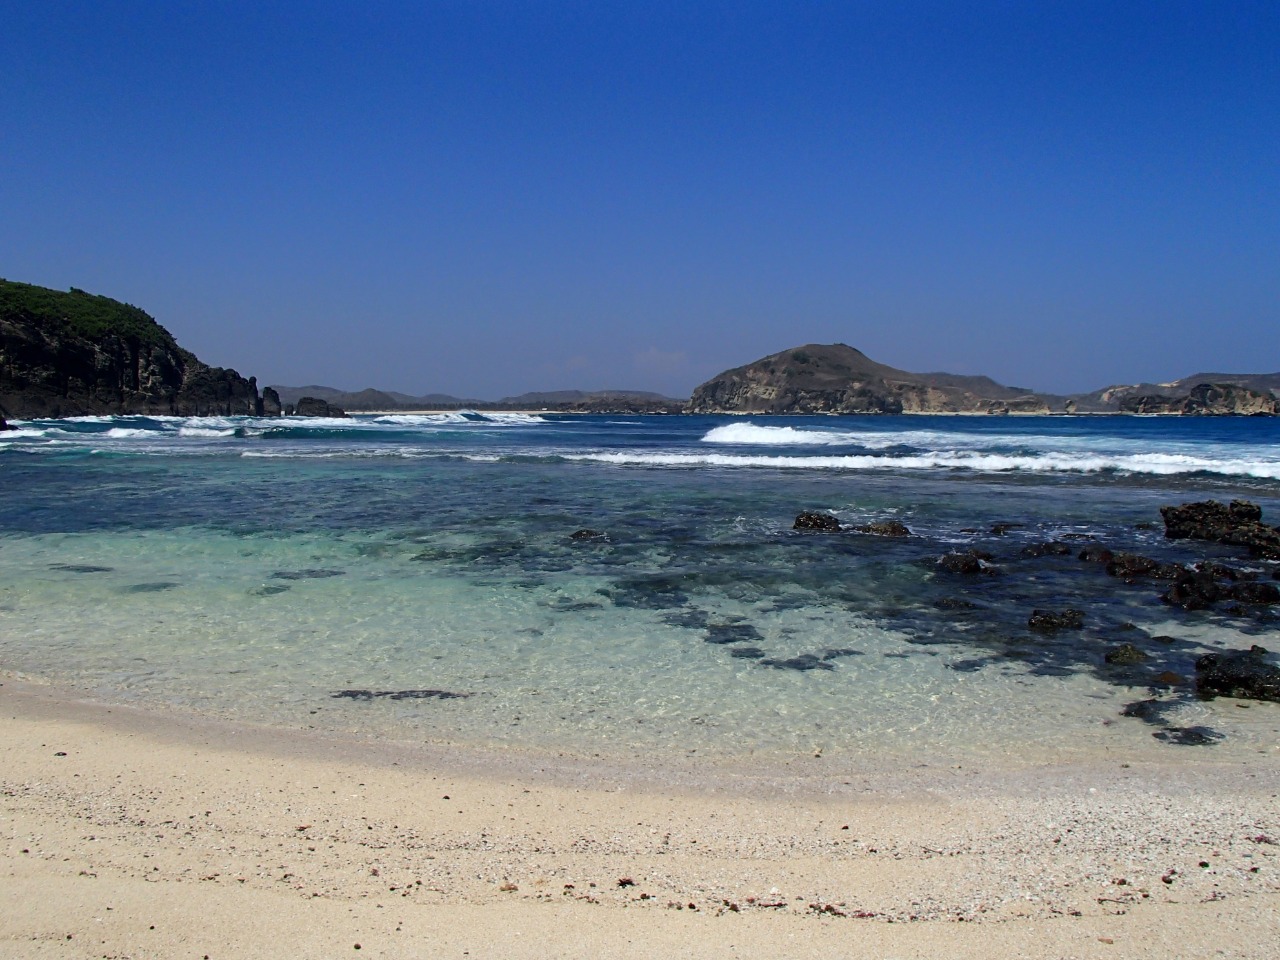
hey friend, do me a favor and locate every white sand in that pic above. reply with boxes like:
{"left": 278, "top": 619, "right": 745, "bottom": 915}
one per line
{"left": 3, "top": 678, "right": 1278, "bottom": 959}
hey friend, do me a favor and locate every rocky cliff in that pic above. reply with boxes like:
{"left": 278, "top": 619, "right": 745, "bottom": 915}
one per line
{"left": 686, "top": 344, "right": 1049, "bottom": 415}
{"left": 0, "top": 279, "right": 262, "bottom": 418}
{"left": 1119, "top": 382, "right": 1278, "bottom": 416}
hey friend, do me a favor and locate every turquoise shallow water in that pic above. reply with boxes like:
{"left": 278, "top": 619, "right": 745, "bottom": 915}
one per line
{"left": 2, "top": 412, "right": 1279, "bottom": 766}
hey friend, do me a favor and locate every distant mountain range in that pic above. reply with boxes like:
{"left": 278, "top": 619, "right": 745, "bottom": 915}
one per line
{"left": 268, "top": 384, "right": 686, "bottom": 413}
{"left": 3, "top": 279, "right": 1275, "bottom": 421}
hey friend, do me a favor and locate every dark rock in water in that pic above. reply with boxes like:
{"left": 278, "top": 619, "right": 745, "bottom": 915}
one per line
{"left": 569, "top": 529, "right": 607, "bottom": 542}
{"left": 704, "top": 623, "right": 764, "bottom": 645}
{"left": 794, "top": 511, "right": 841, "bottom": 532}
{"left": 990, "top": 522, "right": 1023, "bottom": 536}
{"left": 1154, "top": 671, "right": 1187, "bottom": 686}
{"left": 1105, "top": 643, "right": 1150, "bottom": 665}
{"left": 122, "top": 582, "right": 177, "bottom": 593}
{"left": 1077, "top": 545, "right": 1115, "bottom": 564}
{"left": 934, "top": 596, "right": 978, "bottom": 610}
{"left": 1020, "top": 542, "right": 1073, "bottom": 558}
{"left": 331, "top": 688, "right": 472, "bottom": 701}
{"left": 854, "top": 520, "right": 912, "bottom": 537}
{"left": 937, "top": 551, "right": 997, "bottom": 575}
{"left": 1028, "top": 609, "right": 1085, "bottom": 631}
{"left": 261, "top": 386, "right": 283, "bottom": 417}
{"left": 294, "top": 396, "right": 347, "bottom": 417}
{"left": 49, "top": 563, "right": 113, "bottom": 573}
{"left": 1105, "top": 553, "right": 1188, "bottom": 581}
{"left": 271, "top": 568, "right": 346, "bottom": 580}
{"left": 0, "top": 412, "right": 8, "bottom": 430}
{"left": 1153, "top": 726, "right": 1224, "bottom": 746}
{"left": 729, "top": 646, "right": 766, "bottom": 659}
{"left": 1160, "top": 500, "right": 1280, "bottom": 559}
{"left": 1162, "top": 572, "right": 1224, "bottom": 610}
{"left": 663, "top": 608, "right": 711, "bottom": 629}
{"left": 1195, "top": 647, "right": 1280, "bottom": 702}
{"left": 1122, "top": 698, "right": 1177, "bottom": 723}
{"left": 821, "top": 647, "right": 864, "bottom": 660}
{"left": 759, "top": 654, "right": 835, "bottom": 671}
{"left": 1151, "top": 634, "right": 1177, "bottom": 644}
{"left": 603, "top": 574, "right": 691, "bottom": 609}
{"left": 249, "top": 583, "right": 291, "bottom": 596}
{"left": 1229, "top": 581, "right": 1280, "bottom": 604}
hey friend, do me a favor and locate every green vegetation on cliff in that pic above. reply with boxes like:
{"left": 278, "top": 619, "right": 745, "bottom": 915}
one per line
{"left": 0, "top": 279, "right": 177, "bottom": 350}
{"left": 1, "top": 278, "right": 259, "bottom": 418}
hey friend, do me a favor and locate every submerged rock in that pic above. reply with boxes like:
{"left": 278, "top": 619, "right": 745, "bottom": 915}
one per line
{"left": 1028, "top": 609, "right": 1085, "bottom": 631}
{"left": 1105, "top": 553, "right": 1187, "bottom": 581}
{"left": 854, "top": 521, "right": 912, "bottom": 537}
{"left": 1153, "top": 726, "right": 1224, "bottom": 746}
{"left": 704, "top": 623, "right": 764, "bottom": 645}
{"left": 1020, "top": 542, "right": 1073, "bottom": 558}
{"left": 938, "top": 551, "right": 997, "bottom": 575}
{"left": 1230, "top": 581, "right": 1280, "bottom": 604}
{"left": 759, "top": 654, "right": 835, "bottom": 672}
{"left": 332, "top": 688, "right": 472, "bottom": 701}
{"left": 1195, "top": 647, "right": 1280, "bottom": 702}
{"left": 934, "top": 596, "right": 978, "bottom": 610}
{"left": 1105, "top": 643, "right": 1150, "bottom": 665}
{"left": 1077, "top": 545, "right": 1115, "bottom": 564}
{"left": 794, "top": 512, "right": 841, "bottom": 532}
{"left": 271, "top": 568, "right": 345, "bottom": 580}
{"left": 569, "top": 529, "right": 607, "bottom": 542}
{"left": 1160, "top": 500, "right": 1280, "bottom": 559}
{"left": 1162, "top": 573, "right": 1224, "bottom": 610}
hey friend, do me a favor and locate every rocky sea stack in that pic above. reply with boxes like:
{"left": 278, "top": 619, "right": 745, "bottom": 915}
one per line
{"left": 0, "top": 279, "right": 262, "bottom": 418}
{"left": 686, "top": 343, "right": 1049, "bottom": 415}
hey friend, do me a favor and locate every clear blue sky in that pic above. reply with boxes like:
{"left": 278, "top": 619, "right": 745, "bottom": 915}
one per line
{"left": 2, "top": 1, "right": 1276, "bottom": 399}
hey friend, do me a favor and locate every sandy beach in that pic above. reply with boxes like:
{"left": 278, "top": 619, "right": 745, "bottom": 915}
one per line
{"left": 3, "top": 677, "right": 1278, "bottom": 960}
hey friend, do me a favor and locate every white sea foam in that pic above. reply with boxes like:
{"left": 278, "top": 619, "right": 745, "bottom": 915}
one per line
{"left": 702, "top": 423, "right": 867, "bottom": 445}
{"left": 177, "top": 427, "right": 236, "bottom": 438}
{"left": 103, "top": 428, "right": 158, "bottom": 439}
{"left": 567, "top": 449, "right": 1280, "bottom": 478}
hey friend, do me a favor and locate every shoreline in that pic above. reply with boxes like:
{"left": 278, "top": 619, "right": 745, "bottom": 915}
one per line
{"left": 4, "top": 677, "right": 1278, "bottom": 958}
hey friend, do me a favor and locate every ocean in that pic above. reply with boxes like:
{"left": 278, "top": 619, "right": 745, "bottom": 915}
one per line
{"left": 2, "top": 412, "right": 1278, "bottom": 770}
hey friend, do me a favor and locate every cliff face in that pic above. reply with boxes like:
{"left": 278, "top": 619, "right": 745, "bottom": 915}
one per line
{"left": 1120, "top": 383, "right": 1278, "bottom": 416}
{"left": 0, "top": 280, "right": 261, "bottom": 418}
{"left": 687, "top": 344, "right": 1047, "bottom": 415}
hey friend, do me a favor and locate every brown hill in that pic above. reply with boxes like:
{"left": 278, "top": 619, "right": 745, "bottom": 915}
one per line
{"left": 686, "top": 344, "right": 1049, "bottom": 415}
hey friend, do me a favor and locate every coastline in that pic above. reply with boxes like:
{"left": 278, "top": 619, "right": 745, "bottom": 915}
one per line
{"left": 4, "top": 677, "right": 1278, "bottom": 958}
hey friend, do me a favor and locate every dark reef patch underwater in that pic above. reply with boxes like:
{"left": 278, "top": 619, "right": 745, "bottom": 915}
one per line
{"left": 2, "top": 411, "right": 1279, "bottom": 764}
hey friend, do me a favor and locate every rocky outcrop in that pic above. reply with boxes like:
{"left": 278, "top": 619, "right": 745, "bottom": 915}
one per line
{"left": 687, "top": 344, "right": 1045, "bottom": 415}
{"left": 1160, "top": 500, "right": 1280, "bottom": 559}
{"left": 1119, "top": 383, "right": 1277, "bottom": 416}
{"left": 1196, "top": 647, "right": 1280, "bottom": 703}
{"left": 293, "top": 396, "right": 347, "bottom": 418}
{"left": 1, "top": 279, "right": 265, "bottom": 418}
{"left": 261, "top": 386, "right": 283, "bottom": 417}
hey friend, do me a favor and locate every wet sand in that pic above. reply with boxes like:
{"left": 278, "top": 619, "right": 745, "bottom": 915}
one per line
{"left": 3, "top": 677, "right": 1278, "bottom": 959}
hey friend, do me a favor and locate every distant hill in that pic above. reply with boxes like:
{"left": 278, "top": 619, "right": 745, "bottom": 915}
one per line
{"left": 1068, "top": 372, "right": 1280, "bottom": 412}
{"left": 269, "top": 385, "right": 686, "bottom": 412}
{"left": 0, "top": 279, "right": 261, "bottom": 418}
{"left": 686, "top": 343, "right": 1051, "bottom": 415}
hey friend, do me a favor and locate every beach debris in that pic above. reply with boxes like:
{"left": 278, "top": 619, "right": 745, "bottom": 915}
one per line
{"left": 617, "top": 877, "right": 635, "bottom": 888}
{"left": 1028, "top": 609, "right": 1085, "bottom": 632}
{"left": 1195, "top": 646, "right": 1280, "bottom": 702}
{"left": 331, "top": 689, "right": 473, "bottom": 701}
{"left": 793, "top": 511, "right": 841, "bottom": 532}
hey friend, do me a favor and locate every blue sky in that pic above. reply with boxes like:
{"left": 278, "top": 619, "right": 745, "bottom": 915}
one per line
{"left": 2, "top": 1, "right": 1276, "bottom": 399}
